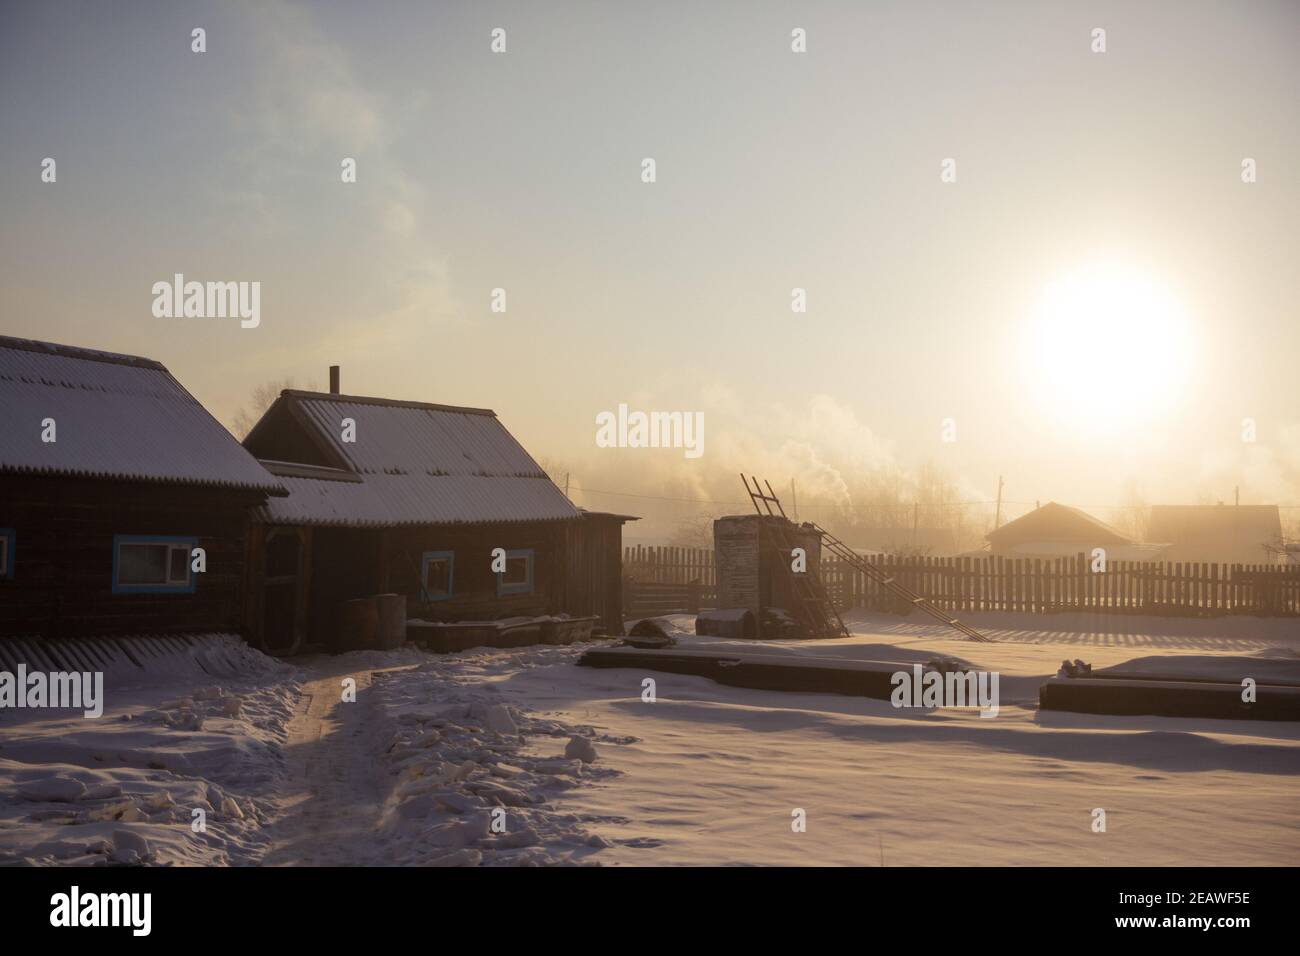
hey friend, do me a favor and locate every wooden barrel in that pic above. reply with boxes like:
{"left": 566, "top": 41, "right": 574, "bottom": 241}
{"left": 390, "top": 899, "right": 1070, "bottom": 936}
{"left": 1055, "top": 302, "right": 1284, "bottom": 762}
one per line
{"left": 340, "top": 597, "right": 378, "bottom": 650}
{"left": 374, "top": 593, "right": 407, "bottom": 650}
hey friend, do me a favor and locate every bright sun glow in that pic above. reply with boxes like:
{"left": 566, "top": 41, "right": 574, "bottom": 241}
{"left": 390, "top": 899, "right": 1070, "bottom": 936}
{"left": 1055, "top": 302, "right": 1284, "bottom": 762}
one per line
{"left": 1022, "top": 263, "right": 1194, "bottom": 432}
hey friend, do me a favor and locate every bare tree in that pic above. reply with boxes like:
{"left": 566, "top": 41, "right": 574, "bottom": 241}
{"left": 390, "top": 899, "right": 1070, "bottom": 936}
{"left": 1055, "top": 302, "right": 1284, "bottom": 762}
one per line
{"left": 1108, "top": 479, "right": 1150, "bottom": 542}
{"left": 231, "top": 378, "right": 304, "bottom": 439}
{"left": 668, "top": 513, "right": 715, "bottom": 549}
{"left": 534, "top": 456, "right": 573, "bottom": 495}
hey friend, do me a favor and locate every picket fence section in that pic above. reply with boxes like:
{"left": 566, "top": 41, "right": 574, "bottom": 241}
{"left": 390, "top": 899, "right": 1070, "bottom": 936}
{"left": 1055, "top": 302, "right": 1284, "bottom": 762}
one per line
{"left": 622, "top": 545, "right": 1300, "bottom": 619}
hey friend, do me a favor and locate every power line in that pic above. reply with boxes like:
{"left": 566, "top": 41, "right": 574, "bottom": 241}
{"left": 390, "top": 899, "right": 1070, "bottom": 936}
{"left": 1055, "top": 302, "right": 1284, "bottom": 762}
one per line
{"left": 569, "top": 485, "right": 1300, "bottom": 511}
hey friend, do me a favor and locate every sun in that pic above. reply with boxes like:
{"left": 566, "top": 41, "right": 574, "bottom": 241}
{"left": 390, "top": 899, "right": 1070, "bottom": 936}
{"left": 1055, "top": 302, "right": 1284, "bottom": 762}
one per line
{"left": 1020, "top": 263, "right": 1194, "bottom": 432}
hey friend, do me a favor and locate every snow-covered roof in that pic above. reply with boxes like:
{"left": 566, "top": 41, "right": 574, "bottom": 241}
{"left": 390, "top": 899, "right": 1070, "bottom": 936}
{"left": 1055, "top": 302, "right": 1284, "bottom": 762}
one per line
{"left": 258, "top": 473, "right": 580, "bottom": 527}
{"left": 247, "top": 390, "right": 580, "bottom": 527}
{"left": 0, "top": 336, "right": 284, "bottom": 494}
{"left": 987, "top": 501, "right": 1132, "bottom": 546}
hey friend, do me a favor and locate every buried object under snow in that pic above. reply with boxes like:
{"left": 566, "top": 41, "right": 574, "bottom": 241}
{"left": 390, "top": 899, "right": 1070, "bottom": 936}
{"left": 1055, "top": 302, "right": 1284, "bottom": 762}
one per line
{"left": 694, "top": 607, "right": 757, "bottom": 640}
{"left": 623, "top": 617, "right": 683, "bottom": 649}
{"left": 579, "top": 645, "right": 958, "bottom": 699}
{"left": 1039, "top": 674, "right": 1300, "bottom": 721}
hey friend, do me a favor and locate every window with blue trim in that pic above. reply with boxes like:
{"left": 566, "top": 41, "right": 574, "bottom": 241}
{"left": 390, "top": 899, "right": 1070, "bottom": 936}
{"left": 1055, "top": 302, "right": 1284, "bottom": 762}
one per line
{"left": 496, "top": 548, "right": 534, "bottom": 596}
{"left": 420, "top": 550, "right": 454, "bottom": 601}
{"left": 113, "top": 535, "right": 197, "bottom": 594}
{"left": 0, "top": 528, "right": 13, "bottom": 580}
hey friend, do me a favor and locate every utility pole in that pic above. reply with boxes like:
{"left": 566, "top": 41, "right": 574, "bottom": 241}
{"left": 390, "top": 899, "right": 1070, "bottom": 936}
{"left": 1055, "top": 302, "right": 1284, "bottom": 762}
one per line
{"left": 791, "top": 478, "right": 799, "bottom": 521}
{"left": 564, "top": 472, "right": 570, "bottom": 499}
{"left": 994, "top": 476, "right": 1004, "bottom": 530}
{"left": 912, "top": 501, "right": 919, "bottom": 549}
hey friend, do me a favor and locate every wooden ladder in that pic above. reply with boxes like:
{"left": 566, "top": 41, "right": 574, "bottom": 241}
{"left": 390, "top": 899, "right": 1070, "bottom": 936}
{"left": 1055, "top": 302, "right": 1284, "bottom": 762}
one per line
{"left": 811, "top": 522, "right": 991, "bottom": 643}
{"left": 741, "top": 474, "right": 991, "bottom": 643}
{"left": 741, "top": 474, "right": 849, "bottom": 639}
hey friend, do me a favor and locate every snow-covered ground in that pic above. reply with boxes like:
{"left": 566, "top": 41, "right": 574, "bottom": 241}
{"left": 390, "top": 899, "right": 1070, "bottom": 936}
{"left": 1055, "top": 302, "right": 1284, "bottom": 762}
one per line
{"left": 2, "top": 611, "right": 1297, "bottom": 866}
{"left": 0, "top": 636, "right": 297, "bottom": 866}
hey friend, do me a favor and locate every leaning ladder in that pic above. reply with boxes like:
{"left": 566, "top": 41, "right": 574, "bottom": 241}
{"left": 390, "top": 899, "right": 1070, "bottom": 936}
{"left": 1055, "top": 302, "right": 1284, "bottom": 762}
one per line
{"left": 741, "top": 474, "right": 991, "bottom": 643}
{"left": 812, "top": 524, "right": 991, "bottom": 642}
{"left": 741, "top": 474, "right": 849, "bottom": 638}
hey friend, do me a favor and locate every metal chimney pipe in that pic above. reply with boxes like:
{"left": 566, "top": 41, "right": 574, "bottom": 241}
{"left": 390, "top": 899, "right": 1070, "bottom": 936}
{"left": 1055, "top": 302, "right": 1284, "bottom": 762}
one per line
{"left": 329, "top": 365, "right": 340, "bottom": 394}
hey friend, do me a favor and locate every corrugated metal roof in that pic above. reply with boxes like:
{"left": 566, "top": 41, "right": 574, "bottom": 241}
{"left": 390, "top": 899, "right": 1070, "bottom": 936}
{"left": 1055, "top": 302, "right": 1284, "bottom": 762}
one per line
{"left": 249, "top": 392, "right": 580, "bottom": 527}
{"left": 0, "top": 336, "right": 284, "bottom": 494}
{"left": 255, "top": 473, "right": 579, "bottom": 527}
{"left": 292, "top": 394, "right": 549, "bottom": 477}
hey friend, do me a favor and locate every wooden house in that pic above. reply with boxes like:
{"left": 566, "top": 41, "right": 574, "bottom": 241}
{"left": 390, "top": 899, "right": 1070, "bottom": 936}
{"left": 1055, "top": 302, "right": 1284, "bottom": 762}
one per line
{"left": 0, "top": 336, "right": 285, "bottom": 640}
{"left": 241, "top": 381, "right": 633, "bottom": 652}
{"left": 1147, "top": 504, "right": 1285, "bottom": 565}
{"left": 987, "top": 501, "right": 1169, "bottom": 562}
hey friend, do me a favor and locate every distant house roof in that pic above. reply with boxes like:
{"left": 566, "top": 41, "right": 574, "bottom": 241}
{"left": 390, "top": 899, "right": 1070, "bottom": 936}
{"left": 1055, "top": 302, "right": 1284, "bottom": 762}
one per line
{"left": 988, "top": 501, "right": 1132, "bottom": 547}
{"left": 1147, "top": 505, "right": 1283, "bottom": 565}
{"left": 245, "top": 389, "right": 580, "bottom": 527}
{"left": 0, "top": 336, "right": 284, "bottom": 494}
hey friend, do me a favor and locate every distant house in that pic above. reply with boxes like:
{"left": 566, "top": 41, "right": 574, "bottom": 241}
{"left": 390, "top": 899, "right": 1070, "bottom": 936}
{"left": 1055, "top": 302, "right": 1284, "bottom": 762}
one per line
{"left": 987, "top": 501, "right": 1168, "bottom": 562}
{"left": 1147, "top": 505, "right": 1284, "bottom": 566}
{"left": 241, "top": 383, "right": 633, "bottom": 652}
{"left": 0, "top": 336, "right": 285, "bottom": 639}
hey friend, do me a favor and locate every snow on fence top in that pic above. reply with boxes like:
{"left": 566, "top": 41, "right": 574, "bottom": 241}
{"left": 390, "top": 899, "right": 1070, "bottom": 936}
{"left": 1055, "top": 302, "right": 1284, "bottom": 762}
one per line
{"left": 249, "top": 390, "right": 580, "bottom": 527}
{"left": 0, "top": 336, "right": 285, "bottom": 494}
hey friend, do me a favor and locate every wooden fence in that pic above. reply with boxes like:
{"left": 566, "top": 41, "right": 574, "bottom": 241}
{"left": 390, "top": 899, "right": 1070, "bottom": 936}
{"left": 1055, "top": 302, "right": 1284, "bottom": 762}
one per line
{"left": 622, "top": 546, "right": 717, "bottom": 617}
{"left": 622, "top": 545, "right": 1300, "bottom": 618}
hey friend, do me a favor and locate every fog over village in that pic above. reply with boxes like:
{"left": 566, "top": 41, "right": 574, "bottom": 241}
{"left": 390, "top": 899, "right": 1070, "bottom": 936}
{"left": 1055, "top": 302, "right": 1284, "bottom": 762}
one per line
{"left": 0, "top": 0, "right": 1297, "bottom": 898}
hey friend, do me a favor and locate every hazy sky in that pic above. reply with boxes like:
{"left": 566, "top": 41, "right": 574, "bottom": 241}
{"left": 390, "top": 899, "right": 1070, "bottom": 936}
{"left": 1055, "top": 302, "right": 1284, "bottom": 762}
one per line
{"left": 2, "top": 0, "right": 1298, "bottom": 536}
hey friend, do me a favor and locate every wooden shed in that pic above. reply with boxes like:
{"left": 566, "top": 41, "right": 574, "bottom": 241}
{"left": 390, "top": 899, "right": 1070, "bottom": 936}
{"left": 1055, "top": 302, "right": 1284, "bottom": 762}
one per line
{"left": 564, "top": 510, "right": 639, "bottom": 635}
{"left": 241, "top": 384, "right": 633, "bottom": 652}
{"left": 0, "top": 336, "right": 285, "bottom": 640}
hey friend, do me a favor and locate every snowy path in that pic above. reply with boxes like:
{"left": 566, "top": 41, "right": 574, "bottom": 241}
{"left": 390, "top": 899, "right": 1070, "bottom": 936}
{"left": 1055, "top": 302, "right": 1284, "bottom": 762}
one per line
{"left": 256, "top": 648, "right": 622, "bottom": 866}
{"left": 263, "top": 668, "right": 387, "bottom": 866}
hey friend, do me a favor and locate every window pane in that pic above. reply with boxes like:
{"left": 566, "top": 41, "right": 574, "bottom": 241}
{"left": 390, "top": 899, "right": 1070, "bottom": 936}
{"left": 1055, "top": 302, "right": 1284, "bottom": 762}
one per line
{"left": 504, "top": 555, "right": 529, "bottom": 585}
{"left": 169, "top": 546, "right": 191, "bottom": 584}
{"left": 119, "top": 544, "right": 168, "bottom": 585}
{"left": 0, "top": 537, "right": 8, "bottom": 575}
{"left": 424, "top": 557, "right": 450, "bottom": 597}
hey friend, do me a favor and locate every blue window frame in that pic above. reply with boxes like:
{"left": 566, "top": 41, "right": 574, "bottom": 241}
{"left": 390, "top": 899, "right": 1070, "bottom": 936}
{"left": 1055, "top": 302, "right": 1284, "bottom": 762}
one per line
{"left": 0, "top": 528, "right": 13, "bottom": 580}
{"left": 112, "top": 535, "right": 198, "bottom": 594}
{"left": 496, "top": 548, "right": 534, "bottom": 596}
{"left": 420, "top": 550, "right": 454, "bottom": 602}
